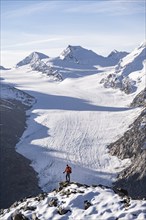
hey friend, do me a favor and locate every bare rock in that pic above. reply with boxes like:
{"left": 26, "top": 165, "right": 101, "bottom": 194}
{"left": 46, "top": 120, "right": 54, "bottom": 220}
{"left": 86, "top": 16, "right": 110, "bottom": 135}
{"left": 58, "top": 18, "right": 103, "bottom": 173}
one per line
{"left": 84, "top": 200, "right": 92, "bottom": 210}
{"left": 48, "top": 198, "right": 58, "bottom": 207}
{"left": 57, "top": 206, "right": 71, "bottom": 215}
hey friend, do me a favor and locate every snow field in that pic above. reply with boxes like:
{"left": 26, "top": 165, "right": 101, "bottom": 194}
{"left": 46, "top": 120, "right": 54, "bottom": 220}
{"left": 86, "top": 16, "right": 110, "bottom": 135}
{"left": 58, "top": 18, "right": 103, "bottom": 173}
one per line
{"left": 1, "top": 66, "right": 143, "bottom": 192}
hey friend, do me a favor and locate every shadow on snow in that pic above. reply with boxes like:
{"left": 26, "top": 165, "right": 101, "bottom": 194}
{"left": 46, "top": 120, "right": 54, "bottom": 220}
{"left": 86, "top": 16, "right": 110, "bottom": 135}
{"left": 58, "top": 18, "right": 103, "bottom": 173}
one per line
{"left": 26, "top": 90, "right": 132, "bottom": 112}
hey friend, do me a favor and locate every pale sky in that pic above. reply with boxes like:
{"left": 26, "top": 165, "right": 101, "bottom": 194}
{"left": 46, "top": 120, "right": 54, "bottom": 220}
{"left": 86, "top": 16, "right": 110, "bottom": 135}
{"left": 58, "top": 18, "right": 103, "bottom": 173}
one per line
{"left": 1, "top": 0, "right": 146, "bottom": 67}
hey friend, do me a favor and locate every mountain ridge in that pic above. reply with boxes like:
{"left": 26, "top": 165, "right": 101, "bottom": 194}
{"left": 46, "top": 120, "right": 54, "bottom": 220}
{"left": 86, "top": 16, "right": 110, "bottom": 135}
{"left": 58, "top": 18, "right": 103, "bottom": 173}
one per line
{"left": 100, "top": 41, "right": 146, "bottom": 94}
{"left": 16, "top": 51, "right": 49, "bottom": 67}
{"left": 15, "top": 45, "right": 129, "bottom": 69}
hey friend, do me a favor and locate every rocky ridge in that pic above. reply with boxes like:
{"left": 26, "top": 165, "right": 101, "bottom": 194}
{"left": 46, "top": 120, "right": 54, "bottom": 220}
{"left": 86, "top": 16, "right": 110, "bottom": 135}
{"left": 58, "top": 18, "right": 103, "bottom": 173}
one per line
{"left": 30, "top": 59, "right": 63, "bottom": 81}
{"left": 16, "top": 52, "right": 63, "bottom": 81}
{"left": 0, "top": 85, "right": 42, "bottom": 209}
{"left": 16, "top": 52, "right": 49, "bottom": 67}
{"left": 59, "top": 45, "right": 128, "bottom": 66}
{"left": 109, "top": 88, "right": 146, "bottom": 199}
{"left": 100, "top": 42, "right": 145, "bottom": 94}
{"left": 1, "top": 182, "right": 146, "bottom": 220}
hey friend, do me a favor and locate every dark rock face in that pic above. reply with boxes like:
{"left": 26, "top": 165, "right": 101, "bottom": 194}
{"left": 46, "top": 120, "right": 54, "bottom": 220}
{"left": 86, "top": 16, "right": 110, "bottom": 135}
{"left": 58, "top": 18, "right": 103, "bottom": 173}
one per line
{"left": 109, "top": 89, "right": 146, "bottom": 199}
{"left": 0, "top": 99, "right": 42, "bottom": 209}
{"left": 11, "top": 211, "right": 29, "bottom": 220}
{"left": 84, "top": 200, "right": 92, "bottom": 210}
{"left": 130, "top": 88, "right": 146, "bottom": 107}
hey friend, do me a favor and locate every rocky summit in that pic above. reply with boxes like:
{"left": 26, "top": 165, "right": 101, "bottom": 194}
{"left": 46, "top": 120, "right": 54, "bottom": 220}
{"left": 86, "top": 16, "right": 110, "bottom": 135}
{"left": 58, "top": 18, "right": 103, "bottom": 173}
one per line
{"left": 1, "top": 182, "right": 146, "bottom": 220}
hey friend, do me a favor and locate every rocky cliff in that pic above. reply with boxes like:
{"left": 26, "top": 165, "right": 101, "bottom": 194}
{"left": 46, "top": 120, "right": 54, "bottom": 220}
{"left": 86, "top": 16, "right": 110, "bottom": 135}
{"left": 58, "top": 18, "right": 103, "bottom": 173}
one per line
{"left": 109, "top": 88, "right": 146, "bottom": 199}
{"left": 0, "top": 98, "right": 42, "bottom": 209}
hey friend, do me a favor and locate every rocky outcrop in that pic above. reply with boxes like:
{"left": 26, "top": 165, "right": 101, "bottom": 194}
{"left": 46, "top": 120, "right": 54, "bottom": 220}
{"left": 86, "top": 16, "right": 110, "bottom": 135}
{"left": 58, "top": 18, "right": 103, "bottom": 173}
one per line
{"left": 0, "top": 99, "right": 42, "bottom": 209}
{"left": 109, "top": 89, "right": 146, "bottom": 199}
{"left": 100, "top": 74, "right": 136, "bottom": 94}
{"left": 1, "top": 181, "right": 146, "bottom": 220}
{"left": 130, "top": 88, "right": 146, "bottom": 107}
{"left": 31, "top": 59, "right": 63, "bottom": 81}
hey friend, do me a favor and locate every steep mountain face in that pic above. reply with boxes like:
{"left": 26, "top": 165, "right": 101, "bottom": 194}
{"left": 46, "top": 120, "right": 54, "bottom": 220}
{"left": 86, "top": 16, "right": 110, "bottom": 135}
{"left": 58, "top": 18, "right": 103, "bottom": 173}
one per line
{"left": 59, "top": 45, "right": 128, "bottom": 67}
{"left": 115, "top": 41, "right": 146, "bottom": 76}
{"left": 100, "top": 42, "right": 146, "bottom": 94}
{"left": 31, "top": 59, "right": 63, "bottom": 81}
{"left": 109, "top": 89, "right": 146, "bottom": 199}
{"left": 16, "top": 52, "right": 62, "bottom": 81}
{"left": 0, "top": 83, "right": 41, "bottom": 208}
{"left": 1, "top": 83, "right": 36, "bottom": 106}
{"left": 131, "top": 88, "right": 146, "bottom": 107}
{"left": 60, "top": 45, "right": 128, "bottom": 67}
{"left": 16, "top": 52, "right": 49, "bottom": 67}
{"left": 107, "top": 50, "right": 129, "bottom": 66}
{"left": 60, "top": 45, "right": 105, "bottom": 65}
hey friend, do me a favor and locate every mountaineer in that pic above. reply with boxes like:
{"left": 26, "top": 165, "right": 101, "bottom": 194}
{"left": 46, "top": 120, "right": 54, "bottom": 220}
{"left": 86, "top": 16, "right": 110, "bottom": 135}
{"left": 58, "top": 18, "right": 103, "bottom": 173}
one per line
{"left": 63, "top": 164, "right": 72, "bottom": 182}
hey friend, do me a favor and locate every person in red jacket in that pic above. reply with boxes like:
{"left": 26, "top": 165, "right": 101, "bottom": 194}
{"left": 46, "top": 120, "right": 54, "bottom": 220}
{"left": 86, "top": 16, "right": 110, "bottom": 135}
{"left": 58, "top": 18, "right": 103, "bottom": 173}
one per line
{"left": 63, "top": 164, "right": 72, "bottom": 182}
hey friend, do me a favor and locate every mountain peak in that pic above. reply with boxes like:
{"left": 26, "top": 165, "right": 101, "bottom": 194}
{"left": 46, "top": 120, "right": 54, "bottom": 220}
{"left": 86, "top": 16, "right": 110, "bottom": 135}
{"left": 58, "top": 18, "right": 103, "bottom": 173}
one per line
{"left": 59, "top": 45, "right": 104, "bottom": 65}
{"left": 108, "top": 50, "right": 129, "bottom": 58}
{"left": 60, "top": 45, "right": 84, "bottom": 60}
{"left": 29, "top": 51, "right": 49, "bottom": 60}
{"left": 16, "top": 51, "right": 49, "bottom": 67}
{"left": 116, "top": 41, "right": 146, "bottom": 76}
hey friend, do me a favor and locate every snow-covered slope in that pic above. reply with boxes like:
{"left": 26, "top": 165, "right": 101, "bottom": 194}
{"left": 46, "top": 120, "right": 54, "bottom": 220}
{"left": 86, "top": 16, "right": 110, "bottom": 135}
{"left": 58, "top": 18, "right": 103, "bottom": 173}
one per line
{"left": 1, "top": 63, "right": 142, "bottom": 193}
{"left": 115, "top": 41, "right": 146, "bottom": 76}
{"left": 16, "top": 52, "right": 62, "bottom": 81}
{"left": 1, "top": 82, "right": 35, "bottom": 106}
{"left": 59, "top": 45, "right": 128, "bottom": 67}
{"left": 1, "top": 182, "right": 146, "bottom": 220}
{"left": 14, "top": 46, "right": 129, "bottom": 82}
{"left": 16, "top": 52, "right": 49, "bottom": 67}
{"left": 100, "top": 41, "right": 146, "bottom": 94}
{"left": 59, "top": 45, "right": 105, "bottom": 65}
{"left": 107, "top": 50, "right": 129, "bottom": 66}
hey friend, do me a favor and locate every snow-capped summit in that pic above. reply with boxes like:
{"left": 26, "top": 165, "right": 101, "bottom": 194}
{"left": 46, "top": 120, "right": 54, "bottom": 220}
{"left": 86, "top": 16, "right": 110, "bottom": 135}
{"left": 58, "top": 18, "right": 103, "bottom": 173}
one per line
{"left": 115, "top": 41, "right": 146, "bottom": 76}
{"left": 16, "top": 52, "right": 49, "bottom": 67}
{"left": 100, "top": 42, "right": 146, "bottom": 94}
{"left": 59, "top": 45, "right": 128, "bottom": 67}
{"left": 15, "top": 51, "right": 62, "bottom": 81}
{"left": 59, "top": 45, "right": 105, "bottom": 65}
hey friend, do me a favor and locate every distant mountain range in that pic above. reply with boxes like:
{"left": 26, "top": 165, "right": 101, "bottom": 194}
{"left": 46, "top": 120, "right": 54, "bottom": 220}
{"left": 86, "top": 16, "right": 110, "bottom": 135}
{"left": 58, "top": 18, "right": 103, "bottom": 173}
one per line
{"left": 16, "top": 45, "right": 129, "bottom": 68}
{"left": 14, "top": 42, "right": 145, "bottom": 94}
{"left": 60, "top": 45, "right": 129, "bottom": 66}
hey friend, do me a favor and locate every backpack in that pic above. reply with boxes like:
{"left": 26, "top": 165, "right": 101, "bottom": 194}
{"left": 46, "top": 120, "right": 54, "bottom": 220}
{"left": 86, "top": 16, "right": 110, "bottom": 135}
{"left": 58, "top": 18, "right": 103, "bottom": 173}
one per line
{"left": 68, "top": 166, "right": 72, "bottom": 173}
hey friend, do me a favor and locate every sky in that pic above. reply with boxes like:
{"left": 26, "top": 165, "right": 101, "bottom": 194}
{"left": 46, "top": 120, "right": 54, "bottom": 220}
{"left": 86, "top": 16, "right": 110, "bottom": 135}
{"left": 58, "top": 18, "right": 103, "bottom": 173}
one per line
{"left": 1, "top": 0, "right": 146, "bottom": 67}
